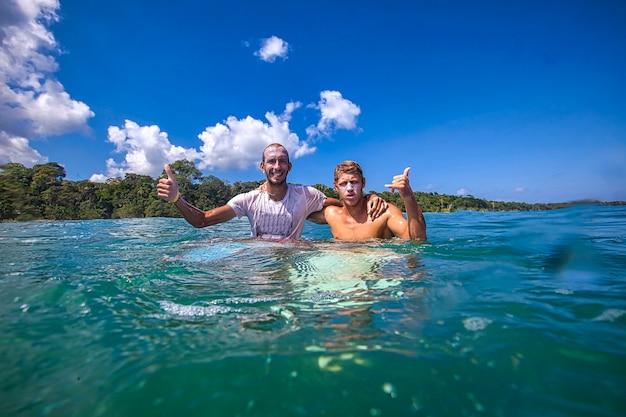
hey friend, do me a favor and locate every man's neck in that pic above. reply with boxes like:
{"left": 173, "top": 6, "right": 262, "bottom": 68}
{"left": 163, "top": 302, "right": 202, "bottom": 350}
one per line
{"left": 264, "top": 182, "right": 288, "bottom": 201}
{"left": 343, "top": 195, "right": 369, "bottom": 223}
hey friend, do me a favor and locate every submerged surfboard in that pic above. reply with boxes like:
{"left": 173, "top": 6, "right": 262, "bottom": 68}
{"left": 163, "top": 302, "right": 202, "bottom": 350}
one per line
{"left": 173, "top": 239, "right": 405, "bottom": 301}
{"left": 177, "top": 241, "right": 250, "bottom": 263}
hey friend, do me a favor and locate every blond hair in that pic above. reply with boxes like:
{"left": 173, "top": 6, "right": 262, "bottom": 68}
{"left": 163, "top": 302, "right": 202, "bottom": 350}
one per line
{"left": 334, "top": 160, "right": 364, "bottom": 184}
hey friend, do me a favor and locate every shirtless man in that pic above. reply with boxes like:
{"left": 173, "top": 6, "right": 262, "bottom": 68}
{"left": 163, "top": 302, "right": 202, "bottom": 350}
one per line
{"left": 310, "top": 160, "right": 427, "bottom": 241}
{"left": 156, "top": 144, "right": 386, "bottom": 240}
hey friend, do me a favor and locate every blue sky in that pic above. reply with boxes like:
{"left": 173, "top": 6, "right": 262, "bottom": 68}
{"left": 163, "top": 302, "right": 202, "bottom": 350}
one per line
{"left": 1, "top": 0, "right": 625, "bottom": 203}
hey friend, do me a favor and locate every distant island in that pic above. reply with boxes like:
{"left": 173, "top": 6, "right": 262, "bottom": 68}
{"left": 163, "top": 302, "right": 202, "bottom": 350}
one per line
{"left": 1, "top": 161, "right": 624, "bottom": 222}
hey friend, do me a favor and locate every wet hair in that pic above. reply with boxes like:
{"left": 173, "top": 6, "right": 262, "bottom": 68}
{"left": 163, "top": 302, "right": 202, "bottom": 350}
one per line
{"left": 262, "top": 143, "right": 290, "bottom": 163}
{"left": 334, "top": 160, "right": 364, "bottom": 184}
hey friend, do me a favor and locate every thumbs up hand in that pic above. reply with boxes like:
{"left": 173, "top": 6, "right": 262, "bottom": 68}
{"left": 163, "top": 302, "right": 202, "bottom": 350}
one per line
{"left": 384, "top": 167, "right": 412, "bottom": 197}
{"left": 157, "top": 164, "right": 180, "bottom": 202}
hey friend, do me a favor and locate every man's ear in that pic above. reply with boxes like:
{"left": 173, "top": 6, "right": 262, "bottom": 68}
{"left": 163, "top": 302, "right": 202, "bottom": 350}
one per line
{"left": 362, "top": 177, "right": 366, "bottom": 188}
{"left": 259, "top": 161, "right": 265, "bottom": 171}
{"left": 288, "top": 161, "right": 292, "bottom": 172}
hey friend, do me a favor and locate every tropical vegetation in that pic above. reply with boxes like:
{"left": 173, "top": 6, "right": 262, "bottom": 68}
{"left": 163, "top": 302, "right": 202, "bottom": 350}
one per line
{"left": 0, "top": 160, "right": 621, "bottom": 222}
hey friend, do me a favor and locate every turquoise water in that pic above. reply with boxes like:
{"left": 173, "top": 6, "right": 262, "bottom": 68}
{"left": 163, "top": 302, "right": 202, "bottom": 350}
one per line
{"left": 1, "top": 205, "right": 625, "bottom": 417}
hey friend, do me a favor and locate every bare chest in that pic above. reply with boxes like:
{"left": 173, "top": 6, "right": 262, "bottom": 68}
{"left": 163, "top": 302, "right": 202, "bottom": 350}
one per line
{"left": 327, "top": 212, "right": 391, "bottom": 241}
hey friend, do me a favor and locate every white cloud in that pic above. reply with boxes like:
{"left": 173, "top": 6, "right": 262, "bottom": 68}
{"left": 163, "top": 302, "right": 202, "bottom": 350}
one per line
{"left": 306, "top": 90, "right": 361, "bottom": 139}
{"left": 457, "top": 188, "right": 470, "bottom": 196}
{"left": 0, "top": 131, "right": 47, "bottom": 165}
{"left": 255, "top": 35, "right": 289, "bottom": 62}
{"left": 0, "top": 0, "right": 94, "bottom": 165}
{"left": 88, "top": 173, "right": 108, "bottom": 183}
{"left": 515, "top": 186, "right": 526, "bottom": 193}
{"left": 90, "top": 120, "right": 200, "bottom": 181}
{"left": 93, "top": 93, "right": 362, "bottom": 180}
{"left": 197, "top": 102, "right": 315, "bottom": 170}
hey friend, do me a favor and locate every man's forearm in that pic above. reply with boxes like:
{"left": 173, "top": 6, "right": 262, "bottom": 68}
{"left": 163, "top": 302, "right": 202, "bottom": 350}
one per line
{"left": 174, "top": 197, "right": 208, "bottom": 228}
{"left": 402, "top": 192, "right": 427, "bottom": 241}
{"left": 307, "top": 209, "right": 327, "bottom": 224}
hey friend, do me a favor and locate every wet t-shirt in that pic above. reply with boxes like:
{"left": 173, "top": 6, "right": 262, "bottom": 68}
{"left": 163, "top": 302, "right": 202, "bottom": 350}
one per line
{"left": 227, "top": 184, "right": 326, "bottom": 240}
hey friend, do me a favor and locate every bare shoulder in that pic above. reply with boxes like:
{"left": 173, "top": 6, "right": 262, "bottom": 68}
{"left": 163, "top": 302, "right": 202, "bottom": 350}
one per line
{"left": 324, "top": 205, "right": 344, "bottom": 215}
{"left": 385, "top": 203, "right": 405, "bottom": 216}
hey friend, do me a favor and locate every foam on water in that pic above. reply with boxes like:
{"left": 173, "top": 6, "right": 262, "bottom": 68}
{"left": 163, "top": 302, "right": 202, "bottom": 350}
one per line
{"left": 159, "top": 299, "right": 238, "bottom": 316}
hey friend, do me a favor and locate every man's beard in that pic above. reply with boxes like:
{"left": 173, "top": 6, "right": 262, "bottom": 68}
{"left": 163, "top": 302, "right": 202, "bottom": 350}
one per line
{"left": 266, "top": 172, "right": 287, "bottom": 186}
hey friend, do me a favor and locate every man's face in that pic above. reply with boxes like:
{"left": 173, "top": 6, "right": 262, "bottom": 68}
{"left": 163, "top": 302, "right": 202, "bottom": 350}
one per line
{"left": 260, "top": 146, "right": 291, "bottom": 185}
{"left": 335, "top": 172, "right": 365, "bottom": 206}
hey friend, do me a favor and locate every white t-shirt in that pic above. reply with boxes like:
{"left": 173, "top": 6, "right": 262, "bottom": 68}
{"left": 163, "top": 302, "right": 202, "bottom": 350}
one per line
{"left": 227, "top": 184, "right": 327, "bottom": 240}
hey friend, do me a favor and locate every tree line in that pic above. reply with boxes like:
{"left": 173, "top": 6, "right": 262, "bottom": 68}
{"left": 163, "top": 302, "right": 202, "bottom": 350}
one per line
{"left": 0, "top": 160, "right": 621, "bottom": 222}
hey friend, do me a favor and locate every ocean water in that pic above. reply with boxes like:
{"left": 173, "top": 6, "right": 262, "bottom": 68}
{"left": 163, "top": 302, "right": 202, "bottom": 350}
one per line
{"left": 1, "top": 205, "right": 625, "bottom": 417}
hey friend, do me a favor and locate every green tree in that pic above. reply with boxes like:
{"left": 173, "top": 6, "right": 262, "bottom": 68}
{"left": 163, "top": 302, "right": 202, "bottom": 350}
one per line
{"left": 0, "top": 163, "right": 33, "bottom": 220}
{"left": 111, "top": 173, "right": 157, "bottom": 218}
{"left": 165, "top": 160, "right": 203, "bottom": 202}
{"left": 1, "top": 159, "right": 622, "bottom": 222}
{"left": 231, "top": 180, "right": 263, "bottom": 195}
{"left": 30, "top": 162, "right": 66, "bottom": 193}
{"left": 312, "top": 183, "right": 338, "bottom": 199}
{"left": 195, "top": 175, "right": 232, "bottom": 210}
{"left": 145, "top": 199, "right": 179, "bottom": 217}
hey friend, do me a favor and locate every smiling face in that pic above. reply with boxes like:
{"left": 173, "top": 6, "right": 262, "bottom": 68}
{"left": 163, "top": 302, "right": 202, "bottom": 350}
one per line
{"left": 260, "top": 144, "right": 292, "bottom": 186}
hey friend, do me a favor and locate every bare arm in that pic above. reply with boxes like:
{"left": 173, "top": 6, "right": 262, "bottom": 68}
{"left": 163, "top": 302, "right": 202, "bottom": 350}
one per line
{"left": 307, "top": 207, "right": 327, "bottom": 224}
{"left": 173, "top": 198, "right": 236, "bottom": 228}
{"left": 306, "top": 197, "right": 337, "bottom": 224}
{"left": 157, "top": 164, "right": 237, "bottom": 228}
{"left": 385, "top": 167, "right": 427, "bottom": 241}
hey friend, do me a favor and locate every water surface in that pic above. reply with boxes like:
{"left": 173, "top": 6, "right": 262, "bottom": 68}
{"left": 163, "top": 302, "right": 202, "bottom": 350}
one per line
{"left": 1, "top": 205, "right": 624, "bottom": 416}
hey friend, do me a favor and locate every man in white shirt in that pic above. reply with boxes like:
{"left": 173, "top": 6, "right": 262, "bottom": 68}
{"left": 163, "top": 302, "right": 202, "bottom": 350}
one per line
{"left": 157, "top": 143, "right": 385, "bottom": 240}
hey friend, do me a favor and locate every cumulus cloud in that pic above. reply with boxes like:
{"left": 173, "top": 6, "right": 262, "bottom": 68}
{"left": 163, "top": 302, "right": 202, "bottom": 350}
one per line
{"left": 0, "top": 131, "right": 47, "bottom": 165}
{"left": 457, "top": 188, "right": 470, "bottom": 196}
{"left": 306, "top": 90, "right": 361, "bottom": 139}
{"left": 89, "top": 120, "right": 200, "bottom": 182}
{"left": 515, "top": 186, "right": 526, "bottom": 193}
{"left": 0, "top": 0, "right": 94, "bottom": 165}
{"left": 254, "top": 35, "right": 289, "bottom": 62}
{"left": 92, "top": 94, "right": 362, "bottom": 181}
{"left": 197, "top": 102, "right": 315, "bottom": 170}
